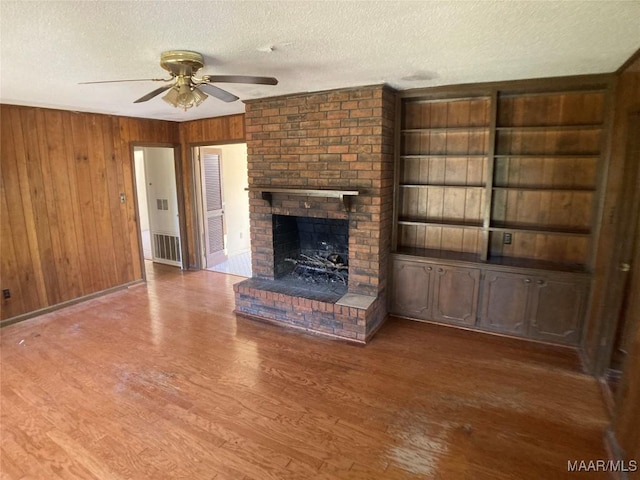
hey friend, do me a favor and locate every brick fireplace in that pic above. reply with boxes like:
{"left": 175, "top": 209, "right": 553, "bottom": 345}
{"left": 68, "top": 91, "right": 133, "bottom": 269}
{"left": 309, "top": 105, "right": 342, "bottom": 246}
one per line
{"left": 233, "top": 85, "right": 396, "bottom": 343}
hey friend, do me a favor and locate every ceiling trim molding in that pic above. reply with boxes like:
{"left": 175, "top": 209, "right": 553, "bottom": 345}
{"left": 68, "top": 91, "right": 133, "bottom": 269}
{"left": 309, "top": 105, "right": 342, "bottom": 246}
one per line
{"left": 616, "top": 47, "right": 640, "bottom": 74}
{"left": 400, "top": 73, "right": 615, "bottom": 99}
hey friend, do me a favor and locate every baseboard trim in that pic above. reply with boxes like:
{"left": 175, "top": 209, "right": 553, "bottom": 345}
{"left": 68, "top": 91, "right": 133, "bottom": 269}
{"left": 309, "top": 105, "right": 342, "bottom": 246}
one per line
{"left": 605, "top": 427, "right": 628, "bottom": 480}
{"left": 578, "top": 347, "right": 594, "bottom": 375}
{"left": 392, "top": 314, "right": 578, "bottom": 349}
{"left": 1, "top": 280, "right": 145, "bottom": 328}
{"left": 599, "top": 377, "right": 617, "bottom": 418}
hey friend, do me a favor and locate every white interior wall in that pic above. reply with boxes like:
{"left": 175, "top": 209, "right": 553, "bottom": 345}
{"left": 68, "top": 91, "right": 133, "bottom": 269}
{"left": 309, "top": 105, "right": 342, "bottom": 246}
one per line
{"left": 134, "top": 149, "right": 150, "bottom": 232}
{"left": 144, "top": 147, "right": 180, "bottom": 237}
{"left": 133, "top": 148, "right": 152, "bottom": 261}
{"left": 219, "top": 143, "right": 250, "bottom": 257}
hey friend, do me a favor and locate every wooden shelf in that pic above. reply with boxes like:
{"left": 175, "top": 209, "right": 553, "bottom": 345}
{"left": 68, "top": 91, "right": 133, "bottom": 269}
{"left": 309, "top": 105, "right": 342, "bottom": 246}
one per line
{"left": 495, "top": 124, "right": 602, "bottom": 132}
{"left": 400, "top": 183, "right": 486, "bottom": 189}
{"left": 403, "top": 95, "right": 491, "bottom": 104}
{"left": 394, "top": 248, "right": 482, "bottom": 263}
{"left": 492, "top": 186, "right": 596, "bottom": 192}
{"left": 393, "top": 249, "right": 589, "bottom": 274}
{"left": 398, "top": 218, "right": 483, "bottom": 229}
{"left": 246, "top": 187, "right": 359, "bottom": 210}
{"left": 401, "top": 154, "right": 488, "bottom": 159}
{"left": 402, "top": 127, "right": 489, "bottom": 134}
{"left": 392, "top": 249, "right": 588, "bottom": 273}
{"left": 487, "top": 255, "right": 589, "bottom": 274}
{"left": 498, "top": 88, "right": 607, "bottom": 99}
{"left": 489, "top": 224, "right": 590, "bottom": 237}
{"left": 494, "top": 154, "right": 599, "bottom": 159}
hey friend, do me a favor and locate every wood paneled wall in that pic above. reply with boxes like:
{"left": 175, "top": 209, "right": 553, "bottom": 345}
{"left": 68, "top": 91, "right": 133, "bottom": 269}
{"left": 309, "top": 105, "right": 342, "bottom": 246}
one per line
{"left": 177, "top": 114, "right": 245, "bottom": 268}
{"left": 583, "top": 53, "right": 640, "bottom": 369}
{"left": 0, "top": 105, "right": 178, "bottom": 321}
{"left": 0, "top": 105, "right": 245, "bottom": 322}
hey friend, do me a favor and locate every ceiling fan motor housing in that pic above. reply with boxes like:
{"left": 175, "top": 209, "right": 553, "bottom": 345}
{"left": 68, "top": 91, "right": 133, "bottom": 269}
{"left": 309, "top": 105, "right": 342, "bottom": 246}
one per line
{"left": 160, "top": 50, "right": 204, "bottom": 77}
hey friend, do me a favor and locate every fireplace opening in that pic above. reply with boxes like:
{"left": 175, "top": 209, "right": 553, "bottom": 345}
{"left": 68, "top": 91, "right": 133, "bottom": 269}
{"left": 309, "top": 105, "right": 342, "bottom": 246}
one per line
{"left": 273, "top": 215, "right": 349, "bottom": 295}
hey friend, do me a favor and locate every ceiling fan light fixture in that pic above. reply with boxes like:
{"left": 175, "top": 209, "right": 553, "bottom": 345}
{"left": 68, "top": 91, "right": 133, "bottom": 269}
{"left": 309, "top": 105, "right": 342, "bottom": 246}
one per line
{"left": 191, "top": 87, "right": 208, "bottom": 106}
{"left": 161, "top": 87, "right": 180, "bottom": 107}
{"left": 176, "top": 81, "right": 193, "bottom": 106}
{"left": 162, "top": 81, "right": 208, "bottom": 111}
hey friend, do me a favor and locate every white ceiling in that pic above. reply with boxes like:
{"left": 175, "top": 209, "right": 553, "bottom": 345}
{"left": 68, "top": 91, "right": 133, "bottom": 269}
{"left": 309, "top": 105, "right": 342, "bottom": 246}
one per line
{"left": 1, "top": 1, "right": 639, "bottom": 122}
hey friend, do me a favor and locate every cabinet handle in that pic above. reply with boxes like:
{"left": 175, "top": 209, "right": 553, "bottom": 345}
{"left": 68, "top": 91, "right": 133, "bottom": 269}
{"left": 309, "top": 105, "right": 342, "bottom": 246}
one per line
{"left": 427, "top": 267, "right": 432, "bottom": 271}
{"left": 537, "top": 280, "right": 544, "bottom": 285}
{"left": 438, "top": 268, "right": 444, "bottom": 273}
{"left": 524, "top": 279, "right": 531, "bottom": 283}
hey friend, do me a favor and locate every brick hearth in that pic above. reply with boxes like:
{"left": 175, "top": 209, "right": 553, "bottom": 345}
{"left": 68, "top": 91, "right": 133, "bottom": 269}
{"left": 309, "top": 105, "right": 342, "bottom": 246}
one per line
{"left": 233, "top": 85, "right": 396, "bottom": 343}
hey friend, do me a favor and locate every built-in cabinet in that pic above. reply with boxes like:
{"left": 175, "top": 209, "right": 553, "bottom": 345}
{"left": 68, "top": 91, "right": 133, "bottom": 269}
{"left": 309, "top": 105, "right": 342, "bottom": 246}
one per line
{"left": 392, "top": 255, "right": 588, "bottom": 345}
{"left": 528, "top": 275, "right": 588, "bottom": 344}
{"left": 391, "top": 77, "right": 611, "bottom": 346}
{"left": 390, "top": 260, "right": 433, "bottom": 320}
{"left": 480, "top": 269, "right": 588, "bottom": 344}
{"left": 431, "top": 264, "right": 480, "bottom": 326}
{"left": 392, "top": 259, "right": 480, "bottom": 326}
{"left": 480, "top": 270, "right": 530, "bottom": 336}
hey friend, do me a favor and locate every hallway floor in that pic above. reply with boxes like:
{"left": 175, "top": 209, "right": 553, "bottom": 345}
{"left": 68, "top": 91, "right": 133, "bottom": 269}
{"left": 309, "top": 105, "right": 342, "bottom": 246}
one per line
{"left": 207, "top": 250, "right": 252, "bottom": 277}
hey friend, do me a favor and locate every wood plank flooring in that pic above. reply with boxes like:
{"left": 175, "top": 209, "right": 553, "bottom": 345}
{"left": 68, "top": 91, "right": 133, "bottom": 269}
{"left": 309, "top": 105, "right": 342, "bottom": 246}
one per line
{"left": 1, "top": 263, "right": 610, "bottom": 479}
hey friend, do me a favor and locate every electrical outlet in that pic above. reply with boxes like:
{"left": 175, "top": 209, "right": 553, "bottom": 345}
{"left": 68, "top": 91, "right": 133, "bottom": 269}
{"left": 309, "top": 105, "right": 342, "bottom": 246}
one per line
{"left": 503, "top": 233, "right": 513, "bottom": 245}
{"left": 2, "top": 289, "right": 10, "bottom": 299}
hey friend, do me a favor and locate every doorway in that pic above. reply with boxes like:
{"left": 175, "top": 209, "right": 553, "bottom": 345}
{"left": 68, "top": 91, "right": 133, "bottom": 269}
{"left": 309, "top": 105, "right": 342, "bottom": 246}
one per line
{"left": 193, "top": 143, "right": 251, "bottom": 277}
{"left": 133, "top": 146, "right": 184, "bottom": 271}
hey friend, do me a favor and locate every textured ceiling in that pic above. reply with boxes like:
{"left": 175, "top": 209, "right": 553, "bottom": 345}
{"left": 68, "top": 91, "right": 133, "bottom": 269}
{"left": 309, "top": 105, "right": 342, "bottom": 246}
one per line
{"left": 1, "top": 1, "right": 639, "bottom": 122}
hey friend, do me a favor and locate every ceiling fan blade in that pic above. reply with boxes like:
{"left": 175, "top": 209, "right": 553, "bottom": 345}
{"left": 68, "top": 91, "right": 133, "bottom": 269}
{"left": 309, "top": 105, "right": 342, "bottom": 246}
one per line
{"left": 134, "top": 84, "right": 174, "bottom": 103}
{"left": 79, "top": 78, "right": 171, "bottom": 85}
{"left": 202, "top": 75, "right": 278, "bottom": 86}
{"left": 198, "top": 84, "right": 239, "bottom": 103}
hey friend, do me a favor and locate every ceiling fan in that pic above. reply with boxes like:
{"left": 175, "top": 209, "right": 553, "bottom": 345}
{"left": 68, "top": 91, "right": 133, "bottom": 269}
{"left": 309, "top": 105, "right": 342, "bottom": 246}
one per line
{"left": 79, "top": 50, "right": 278, "bottom": 111}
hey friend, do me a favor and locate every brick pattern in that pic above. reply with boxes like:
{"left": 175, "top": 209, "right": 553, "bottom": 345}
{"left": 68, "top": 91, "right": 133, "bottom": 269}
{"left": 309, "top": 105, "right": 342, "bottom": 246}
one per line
{"left": 234, "top": 283, "right": 367, "bottom": 342}
{"left": 235, "top": 85, "right": 396, "bottom": 342}
{"left": 234, "top": 281, "right": 388, "bottom": 343}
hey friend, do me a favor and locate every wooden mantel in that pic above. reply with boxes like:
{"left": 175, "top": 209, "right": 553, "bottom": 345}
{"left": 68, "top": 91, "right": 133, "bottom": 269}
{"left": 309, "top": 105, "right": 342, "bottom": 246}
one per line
{"left": 245, "top": 187, "right": 360, "bottom": 210}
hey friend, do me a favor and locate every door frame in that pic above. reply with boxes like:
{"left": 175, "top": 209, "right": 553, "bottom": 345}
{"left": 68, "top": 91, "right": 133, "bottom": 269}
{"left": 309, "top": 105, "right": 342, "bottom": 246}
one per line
{"left": 596, "top": 111, "right": 640, "bottom": 375}
{"left": 130, "top": 143, "right": 186, "bottom": 279}
{"left": 199, "top": 146, "right": 227, "bottom": 267}
{"left": 189, "top": 140, "right": 245, "bottom": 270}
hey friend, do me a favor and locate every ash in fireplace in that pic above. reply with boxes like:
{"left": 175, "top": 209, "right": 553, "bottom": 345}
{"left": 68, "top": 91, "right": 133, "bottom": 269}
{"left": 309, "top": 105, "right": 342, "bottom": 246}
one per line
{"left": 284, "top": 253, "right": 348, "bottom": 286}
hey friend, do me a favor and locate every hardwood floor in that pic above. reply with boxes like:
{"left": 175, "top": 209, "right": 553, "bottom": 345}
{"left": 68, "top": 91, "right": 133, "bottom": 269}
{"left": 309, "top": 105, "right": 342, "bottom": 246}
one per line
{"left": 1, "top": 263, "right": 610, "bottom": 479}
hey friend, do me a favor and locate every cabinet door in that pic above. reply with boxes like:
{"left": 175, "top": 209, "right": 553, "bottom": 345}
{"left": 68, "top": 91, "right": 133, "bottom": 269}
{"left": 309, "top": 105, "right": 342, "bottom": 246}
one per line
{"left": 527, "top": 277, "right": 587, "bottom": 345}
{"left": 480, "top": 271, "right": 530, "bottom": 335}
{"left": 390, "top": 260, "right": 433, "bottom": 320}
{"left": 432, "top": 265, "right": 480, "bottom": 326}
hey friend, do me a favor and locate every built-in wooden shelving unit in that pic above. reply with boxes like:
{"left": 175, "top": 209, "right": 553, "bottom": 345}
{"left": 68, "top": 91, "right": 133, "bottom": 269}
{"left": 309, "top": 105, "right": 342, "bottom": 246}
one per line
{"left": 394, "top": 86, "right": 607, "bottom": 271}
{"left": 390, "top": 78, "right": 612, "bottom": 346}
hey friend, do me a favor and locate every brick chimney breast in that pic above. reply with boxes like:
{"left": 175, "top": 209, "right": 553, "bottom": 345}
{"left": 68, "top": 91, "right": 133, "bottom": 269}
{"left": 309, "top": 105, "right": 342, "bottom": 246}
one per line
{"left": 234, "top": 85, "right": 396, "bottom": 343}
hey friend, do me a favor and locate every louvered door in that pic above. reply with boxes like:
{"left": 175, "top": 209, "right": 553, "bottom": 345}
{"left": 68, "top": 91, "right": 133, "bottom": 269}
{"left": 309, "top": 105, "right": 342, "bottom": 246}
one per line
{"left": 201, "top": 148, "right": 227, "bottom": 266}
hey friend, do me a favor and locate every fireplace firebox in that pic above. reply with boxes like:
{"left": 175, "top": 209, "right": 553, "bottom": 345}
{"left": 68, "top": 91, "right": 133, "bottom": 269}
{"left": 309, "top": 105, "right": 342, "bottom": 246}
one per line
{"left": 273, "top": 215, "right": 349, "bottom": 293}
